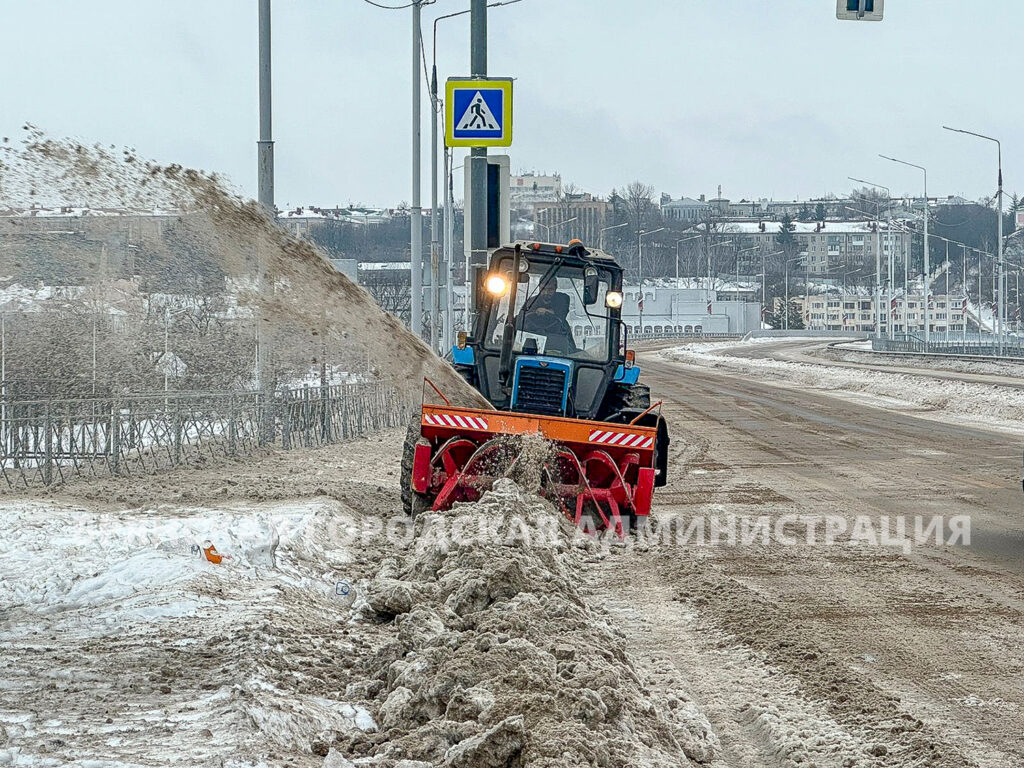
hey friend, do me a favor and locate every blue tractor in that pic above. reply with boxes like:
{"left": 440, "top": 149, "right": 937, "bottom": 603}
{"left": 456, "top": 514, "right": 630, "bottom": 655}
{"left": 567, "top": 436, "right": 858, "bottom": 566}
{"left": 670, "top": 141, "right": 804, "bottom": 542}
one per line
{"left": 403, "top": 240, "right": 669, "bottom": 532}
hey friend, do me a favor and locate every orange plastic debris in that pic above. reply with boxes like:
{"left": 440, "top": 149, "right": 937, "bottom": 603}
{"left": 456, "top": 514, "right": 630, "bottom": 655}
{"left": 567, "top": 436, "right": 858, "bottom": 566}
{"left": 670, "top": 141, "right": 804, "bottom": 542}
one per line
{"left": 202, "top": 540, "right": 223, "bottom": 564}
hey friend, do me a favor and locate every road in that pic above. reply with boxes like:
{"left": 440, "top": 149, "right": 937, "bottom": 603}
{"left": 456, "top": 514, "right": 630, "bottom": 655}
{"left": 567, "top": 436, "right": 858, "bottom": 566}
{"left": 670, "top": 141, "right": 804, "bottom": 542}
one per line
{"left": 590, "top": 339, "right": 1024, "bottom": 767}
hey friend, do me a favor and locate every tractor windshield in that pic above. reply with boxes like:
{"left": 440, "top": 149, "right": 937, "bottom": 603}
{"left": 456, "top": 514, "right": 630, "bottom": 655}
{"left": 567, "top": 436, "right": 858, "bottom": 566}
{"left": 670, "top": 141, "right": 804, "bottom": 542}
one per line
{"left": 484, "top": 259, "right": 613, "bottom": 363}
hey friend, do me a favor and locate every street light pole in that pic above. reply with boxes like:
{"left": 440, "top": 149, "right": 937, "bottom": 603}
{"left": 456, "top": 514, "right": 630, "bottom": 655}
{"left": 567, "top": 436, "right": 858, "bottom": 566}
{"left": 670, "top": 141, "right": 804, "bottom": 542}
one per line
{"left": 410, "top": 0, "right": 424, "bottom": 339}
{"left": 737, "top": 245, "right": 759, "bottom": 302}
{"left": 257, "top": 0, "right": 274, "bottom": 213}
{"left": 599, "top": 221, "right": 628, "bottom": 252}
{"left": 638, "top": 227, "right": 665, "bottom": 329}
{"left": 849, "top": 177, "right": 892, "bottom": 338}
{"left": 943, "top": 126, "right": 1004, "bottom": 354}
{"left": 428, "top": 35, "right": 441, "bottom": 352}
{"left": 431, "top": 1, "right": 521, "bottom": 353}
{"left": 675, "top": 235, "right": 701, "bottom": 284}
{"left": 467, "top": 0, "right": 488, "bottom": 330}
{"left": 784, "top": 255, "right": 803, "bottom": 331}
{"left": 761, "top": 250, "right": 783, "bottom": 322}
{"left": 706, "top": 239, "right": 733, "bottom": 315}
{"left": 881, "top": 155, "right": 929, "bottom": 345}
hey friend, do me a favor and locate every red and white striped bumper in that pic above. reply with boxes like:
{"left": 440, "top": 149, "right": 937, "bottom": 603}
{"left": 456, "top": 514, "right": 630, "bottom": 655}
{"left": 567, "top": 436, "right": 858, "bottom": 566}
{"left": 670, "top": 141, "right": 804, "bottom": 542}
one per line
{"left": 423, "top": 412, "right": 490, "bottom": 431}
{"left": 588, "top": 429, "right": 654, "bottom": 450}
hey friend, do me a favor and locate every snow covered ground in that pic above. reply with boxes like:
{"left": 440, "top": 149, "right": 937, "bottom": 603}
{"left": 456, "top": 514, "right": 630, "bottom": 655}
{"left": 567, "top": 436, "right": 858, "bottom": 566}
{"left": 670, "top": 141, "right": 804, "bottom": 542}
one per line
{"left": 0, "top": 496, "right": 377, "bottom": 767}
{"left": 661, "top": 338, "right": 1024, "bottom": 436}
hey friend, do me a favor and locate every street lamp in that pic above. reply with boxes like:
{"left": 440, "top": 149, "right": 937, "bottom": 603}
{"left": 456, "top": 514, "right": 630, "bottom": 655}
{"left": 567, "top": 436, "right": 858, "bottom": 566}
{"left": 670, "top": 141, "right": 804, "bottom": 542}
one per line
{"left": 706, "top": 239, "right": 733, "bottom": 308}
{"left": 759, "top": 250, "right": 784, "bottom": 319}
{"left": 638, "top": 227, "right": 666, "bottom": 328}
{"left": 849, "top": 176, "right": 893, "bottom": 339}
{"left": 736, "top": 245, "right": 759, "bottom": 302}
{"left": 163, "top": 306, "right": 189, "bottom": 394}
{"left": 536, "top": 215, "right": 578, "bottom": 241}
{"left": 880, "top": 155, "right": 930, "bottom": 345}
{"left": 675, "top": 234, "right": 701, "bottom": 283}
{"left": 599, "top": 221, "right": 628, "bottom": 251}
{"left": 784, "top": 255, "right": 804, "bottom": 331}
{"left": 841, "top": 267, "right": 862, "bottom": 296}
{"left": 943, "top": 126, "right": 1005, "bottom": 354}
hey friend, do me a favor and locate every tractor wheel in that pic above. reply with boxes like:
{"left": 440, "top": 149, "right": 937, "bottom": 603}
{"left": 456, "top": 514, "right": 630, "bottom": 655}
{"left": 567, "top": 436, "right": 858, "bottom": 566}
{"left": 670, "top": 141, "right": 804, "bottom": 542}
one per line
{"left": 610, "top": 383, "right": 651, "bottom": 412}
{"left": 399, "top": 417, "right": 431, "bottom": 516}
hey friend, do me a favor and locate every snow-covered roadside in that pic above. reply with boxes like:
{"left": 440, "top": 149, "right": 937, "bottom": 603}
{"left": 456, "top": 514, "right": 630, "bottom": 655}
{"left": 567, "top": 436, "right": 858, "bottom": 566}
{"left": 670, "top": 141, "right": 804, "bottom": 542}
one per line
{"left": 661, "top": 339, "right": 1024, "bottom": 436}
{"left": 829, "top": 341, "right": 1024, "bottom": 378}
{"left": 0, "top": 498, "right": 377, "bottom": 767}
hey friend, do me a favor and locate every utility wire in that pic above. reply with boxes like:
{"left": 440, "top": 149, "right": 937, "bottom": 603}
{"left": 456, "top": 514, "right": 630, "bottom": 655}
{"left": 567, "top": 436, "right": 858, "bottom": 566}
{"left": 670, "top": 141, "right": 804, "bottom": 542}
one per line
{"left": 362, "top": 0, "right": 435, "bottom": 10}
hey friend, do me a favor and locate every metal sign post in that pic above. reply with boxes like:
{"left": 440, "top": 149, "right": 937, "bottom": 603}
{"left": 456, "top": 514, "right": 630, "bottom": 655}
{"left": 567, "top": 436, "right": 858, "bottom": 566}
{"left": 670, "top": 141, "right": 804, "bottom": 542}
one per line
{"left": 446, "top": 75, "right": 513, "bottom": 328}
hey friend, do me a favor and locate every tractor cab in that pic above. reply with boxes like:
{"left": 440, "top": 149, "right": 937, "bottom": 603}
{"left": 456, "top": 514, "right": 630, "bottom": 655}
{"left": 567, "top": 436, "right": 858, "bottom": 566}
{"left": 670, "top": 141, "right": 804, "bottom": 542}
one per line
{"left": 452, "top": 240, "right": 629, "bottom": 421}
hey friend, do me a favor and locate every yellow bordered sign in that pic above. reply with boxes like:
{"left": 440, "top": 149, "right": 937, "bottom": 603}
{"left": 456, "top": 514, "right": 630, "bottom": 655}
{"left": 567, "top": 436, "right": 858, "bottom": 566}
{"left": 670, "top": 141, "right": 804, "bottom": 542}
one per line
{"left": 445, "top": 77, "right": 513, "bottom": 148}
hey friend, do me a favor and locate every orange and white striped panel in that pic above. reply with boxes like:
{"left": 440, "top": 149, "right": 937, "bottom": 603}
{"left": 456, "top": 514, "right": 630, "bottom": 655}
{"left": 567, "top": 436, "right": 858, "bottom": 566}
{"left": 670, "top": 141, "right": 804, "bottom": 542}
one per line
{"left": 424, "top": 412, "right": 490, "bottom": 431}
{"left": 588, "top": 428, "right": 654, "bottom": 449}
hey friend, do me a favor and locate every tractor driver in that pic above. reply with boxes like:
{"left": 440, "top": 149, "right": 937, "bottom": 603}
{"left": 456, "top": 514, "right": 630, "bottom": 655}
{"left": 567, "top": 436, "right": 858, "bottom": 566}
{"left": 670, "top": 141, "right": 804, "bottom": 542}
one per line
{"left": 519, "top": 278, "right": 575, "bottom": 352}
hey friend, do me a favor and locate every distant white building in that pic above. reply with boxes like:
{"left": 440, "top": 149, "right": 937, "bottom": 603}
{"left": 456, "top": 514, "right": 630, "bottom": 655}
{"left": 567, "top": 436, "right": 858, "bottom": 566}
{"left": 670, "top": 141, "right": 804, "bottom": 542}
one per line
{"left": 509, "top": 173, "right": 562, "bottom": 205}
{"left": 443, "top": 282, "right": 760, "bottom": 337}
{"left": 619, "top": 282, "right": 760, "bottom": 335}
{"left": 661, "top": 196, "right": 712, "bottom": 224}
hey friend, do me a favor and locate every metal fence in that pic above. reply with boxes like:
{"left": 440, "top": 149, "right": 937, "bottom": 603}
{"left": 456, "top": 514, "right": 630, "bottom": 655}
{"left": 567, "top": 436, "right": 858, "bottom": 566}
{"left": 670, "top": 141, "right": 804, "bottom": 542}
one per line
{"left": 744, "top": 330, "right": 867, "bottom": 341}
{"left": 0, "top": 383, "right": 414, "bottom": 491}
{"left": 632, "top": 331, "right": 745, "bottom": 342}
{"left": 871, "top": 333, "right": 1024, "bottom": 360}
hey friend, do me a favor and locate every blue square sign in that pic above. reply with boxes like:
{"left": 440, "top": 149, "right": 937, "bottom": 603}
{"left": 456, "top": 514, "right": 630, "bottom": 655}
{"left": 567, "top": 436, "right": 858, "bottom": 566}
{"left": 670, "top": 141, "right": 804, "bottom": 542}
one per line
{"left": 445, "top": 78, "right": 513, "bottom": 147}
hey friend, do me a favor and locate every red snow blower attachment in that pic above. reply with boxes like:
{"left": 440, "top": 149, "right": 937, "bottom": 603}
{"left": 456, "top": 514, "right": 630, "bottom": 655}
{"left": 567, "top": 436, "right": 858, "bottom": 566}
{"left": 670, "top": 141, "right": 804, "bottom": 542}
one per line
{"left": 403, "top": 380, "right": 660, "bottom": 536}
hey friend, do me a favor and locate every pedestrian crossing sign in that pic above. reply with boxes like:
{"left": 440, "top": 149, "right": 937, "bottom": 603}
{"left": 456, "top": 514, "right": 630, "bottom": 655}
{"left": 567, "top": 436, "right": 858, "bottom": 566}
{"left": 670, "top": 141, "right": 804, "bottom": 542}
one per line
{"left": 445, "top": 77, "right": 513, "bottom": 147}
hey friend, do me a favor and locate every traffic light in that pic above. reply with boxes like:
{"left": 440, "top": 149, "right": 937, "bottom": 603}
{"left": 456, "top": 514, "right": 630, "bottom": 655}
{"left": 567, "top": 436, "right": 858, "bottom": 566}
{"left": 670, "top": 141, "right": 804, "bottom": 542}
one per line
{"left": 836, "top": 0, "right": 884, "bottom": 21}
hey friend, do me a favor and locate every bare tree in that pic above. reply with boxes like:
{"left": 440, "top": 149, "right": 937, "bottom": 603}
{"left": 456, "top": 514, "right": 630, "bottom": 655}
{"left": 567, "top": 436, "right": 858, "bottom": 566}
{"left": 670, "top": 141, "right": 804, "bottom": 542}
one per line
{"left": 622, "top": 181, "right": 656, "bottom": 237}
{"left": 360, "top": 268, "right": 412, "bottom": 325}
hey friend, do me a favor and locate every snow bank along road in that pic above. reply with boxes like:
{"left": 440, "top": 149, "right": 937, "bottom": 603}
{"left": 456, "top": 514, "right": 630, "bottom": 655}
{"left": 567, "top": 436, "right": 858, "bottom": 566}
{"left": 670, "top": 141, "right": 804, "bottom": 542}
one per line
{"left": 2, "top": 337, "right": 1023, "bottom": 766}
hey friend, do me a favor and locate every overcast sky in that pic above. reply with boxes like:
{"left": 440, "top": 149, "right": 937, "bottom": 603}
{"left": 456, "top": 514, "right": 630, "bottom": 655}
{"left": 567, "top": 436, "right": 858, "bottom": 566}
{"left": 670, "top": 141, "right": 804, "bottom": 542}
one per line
{"left": 1, "top": 1, "right": 1019, "bottom": 208}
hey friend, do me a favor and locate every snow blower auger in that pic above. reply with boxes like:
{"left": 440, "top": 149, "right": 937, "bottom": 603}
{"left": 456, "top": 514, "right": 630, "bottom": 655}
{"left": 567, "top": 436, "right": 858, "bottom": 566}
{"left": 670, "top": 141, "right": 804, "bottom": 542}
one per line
{"left": 401, "top": 240, "right": 670, "bottom": 535}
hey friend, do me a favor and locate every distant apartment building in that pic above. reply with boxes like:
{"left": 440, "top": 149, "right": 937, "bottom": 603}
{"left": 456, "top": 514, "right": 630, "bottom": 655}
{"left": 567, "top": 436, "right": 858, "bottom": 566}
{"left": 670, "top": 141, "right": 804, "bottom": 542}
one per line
{"left": 711, "top": 220, "right": 911, "bottom": 276}
{"left": 533, "top": 195, "right": 609, "bottom": 246}
{"left": 803, "top": 292, "right": 968, "bottom": 335}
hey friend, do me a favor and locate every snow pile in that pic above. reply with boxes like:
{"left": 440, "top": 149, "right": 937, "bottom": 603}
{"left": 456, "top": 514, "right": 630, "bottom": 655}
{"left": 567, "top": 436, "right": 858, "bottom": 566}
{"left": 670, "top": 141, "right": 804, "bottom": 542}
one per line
{"left": 663, "top": 340, "right": 1024, "bottom": 435}
{"left": 0, "top": 128, "right": 482, "bottom": 405}
{"left": 337, "top": 480, "right": 715, "bottom": 767}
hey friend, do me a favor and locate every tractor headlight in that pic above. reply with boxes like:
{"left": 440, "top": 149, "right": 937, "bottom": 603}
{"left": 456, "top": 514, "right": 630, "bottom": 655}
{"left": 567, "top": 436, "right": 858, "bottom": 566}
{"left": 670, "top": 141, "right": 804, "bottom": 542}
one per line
{"left": 484, "top": 274, "right": 509, "bottom": 296}
{"left": 605, "top": 290, "right": 624, "bottom": 309}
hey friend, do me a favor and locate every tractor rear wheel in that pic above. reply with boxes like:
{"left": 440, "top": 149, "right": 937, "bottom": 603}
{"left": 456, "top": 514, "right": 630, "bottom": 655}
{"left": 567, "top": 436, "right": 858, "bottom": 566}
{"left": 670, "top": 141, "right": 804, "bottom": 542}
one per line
{"left": 609, "top": 383, "right": 651, "bottom": 412}
{"left": 400, "top": 417, "right": 431, "bottom": 516}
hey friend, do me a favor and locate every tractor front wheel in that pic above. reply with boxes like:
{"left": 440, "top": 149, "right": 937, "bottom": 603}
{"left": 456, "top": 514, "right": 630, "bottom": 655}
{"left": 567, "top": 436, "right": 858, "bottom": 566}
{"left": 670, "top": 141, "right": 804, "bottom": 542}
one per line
{"left": 400, "top": 417, "right": 431, "bottom": 516}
